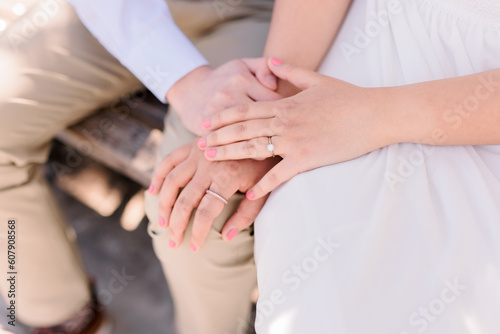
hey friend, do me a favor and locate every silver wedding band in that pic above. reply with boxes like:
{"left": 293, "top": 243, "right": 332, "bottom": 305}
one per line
{"left": 267, "top": 137, "right": 275, "bottom": 158}
{"left": 205, "top": 189, "right": 228, "bottom": 205}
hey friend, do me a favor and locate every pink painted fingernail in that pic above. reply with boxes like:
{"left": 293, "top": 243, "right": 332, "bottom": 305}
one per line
{"left": 226, "top": 229, "right": 238, "bottom": 241}
{"left": 198, "top": 138, "right": 207, "bottom": 149}
{"left": 159, "top": 217, "right": 166, "bottom": 227}
{"left": 202, "top": 119, "right": 211, "bottom": 129}
{"left": 148, "top": 184, "right": 155, "bottom": 193}
{"left": 206, "top": 149, "right": 216, "bottom": 158}
{"left": 190, "top": 243, "right": 197, "bottom": 252}
{"left": 169, "top": 240, "right": 176, "bottom": 248}
{"left": 246, "top": 190, "right": 255, "bottom": 200}
{"left": 270, "top": 57, "right": 282, "bottom": 66}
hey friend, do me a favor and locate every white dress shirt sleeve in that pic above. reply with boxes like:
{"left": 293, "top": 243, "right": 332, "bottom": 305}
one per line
{"left": 67, "top": 0, "right": 209, "bottom": 103}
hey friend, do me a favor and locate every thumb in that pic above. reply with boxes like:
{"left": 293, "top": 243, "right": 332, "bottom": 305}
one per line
{"left": 267, "top": 57, "right": 321, "bottom": 91}
{"left": 221, "top": 196, "right": 267, "bottom": 241}
{"left": 241, "top": 57, "right": 278, "bottom": 91}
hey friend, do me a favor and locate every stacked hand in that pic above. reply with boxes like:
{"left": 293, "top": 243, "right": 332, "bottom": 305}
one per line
{"left": 166, "top": 58, "right": 282, "bottom": 135}
{"left": 149, "top": 57, "right": 281, "bottom": 251}
{"left": 197, "top": 58, "right": 396, "bottom": 199}
{"left": 151, "top": 57, "right": 396, "bottom": 250}
{"left": 149, "top": 140, "right": 277, "bottom": 251}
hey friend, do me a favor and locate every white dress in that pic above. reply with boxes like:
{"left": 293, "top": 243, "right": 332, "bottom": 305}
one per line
{"left": 254, "top": 0, "right": 500, "bottom": 333}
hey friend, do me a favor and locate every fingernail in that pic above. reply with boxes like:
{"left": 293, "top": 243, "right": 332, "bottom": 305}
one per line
{"left": 198, "top": 138, "right": 207, "bottom": 149}
{"left": 226, "top": 229, "right": 238, "bottom": 241}
{"left": 169, "top": 240, "right": 176, "bottom": 248}
{"left": 190, "top": 243, "right": 197, "bottom": 252}
{"left": 270, "top": 57, "right": 282, "bottom": 66}
{"left": 148, "top": 184, "right": 155, "bottom": 193}
{"left": 202, "top": 119, "right": 211, "bottom": 129}
{"left": 159, "top": 217, "right": 166, "bottom": 227}
{"left": 206, "top": 149, "right": 216, "bottom": 158}
{"left": 246, "top": 190, "right": 255, "bottom": 200}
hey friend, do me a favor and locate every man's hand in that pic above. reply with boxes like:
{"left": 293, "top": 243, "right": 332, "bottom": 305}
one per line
{"left": 148, "top": 140, "right": 277, "bottom": 251}
{"left": 166, "top": 58, "right": 282, "bottom": 136}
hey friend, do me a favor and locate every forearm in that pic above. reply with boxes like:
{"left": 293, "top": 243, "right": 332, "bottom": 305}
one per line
{"left": 387, "top": 69, "right": 500, "bottom": 146}
{"left": 264, "top": 0, "right": 352, "bottom": 70}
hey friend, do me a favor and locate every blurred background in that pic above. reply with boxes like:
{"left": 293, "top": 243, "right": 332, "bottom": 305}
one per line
{"left": 0, "top": 1, "right": 177, "bottom": 333}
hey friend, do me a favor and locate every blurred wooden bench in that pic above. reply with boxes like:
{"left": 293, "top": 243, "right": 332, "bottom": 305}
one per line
{"left": 56, "top": 91, "right": 166, "bottom": 188}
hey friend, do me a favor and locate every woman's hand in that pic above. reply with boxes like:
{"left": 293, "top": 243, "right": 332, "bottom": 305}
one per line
{"left": 148, "top": 140, "right": 277, "bottom": 251}
{"left": 198, "top": 58, "right": 398, "bottom": 199}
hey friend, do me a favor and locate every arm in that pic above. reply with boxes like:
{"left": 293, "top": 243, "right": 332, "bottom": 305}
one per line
{"left": 263, "top": 0, "right": 352, "bottom": 95}
{"left": 264, "top": 0, "right": 352, "bottom": 70}
{"left": 68, "top": 0, "right": 207, "bottom": 103}
{"left": 391, "top": 69, "right": 500, "bottom": 146}
{"left": 68, "top": 0, "right": 281, "bottom": 135}
{"left": 198, "top": 62, "right": 500, "bottom": 199}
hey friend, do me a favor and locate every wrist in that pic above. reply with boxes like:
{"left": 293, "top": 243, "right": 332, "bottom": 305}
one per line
{"left": 165, "top": 65, "right": 212, "bottom": 106}
{"left": 374, "top": 85, "right": 429, "bottom": 147}
{"left": 387, "top": 84, "right": 445, "bottom": 146}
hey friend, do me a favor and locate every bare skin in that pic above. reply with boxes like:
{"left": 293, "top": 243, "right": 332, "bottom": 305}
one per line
{"left": 199, "top": 61, "right": 500, "bottom": 200}
{"left": 151, "top": 0, "right": 355, "bottom": 249}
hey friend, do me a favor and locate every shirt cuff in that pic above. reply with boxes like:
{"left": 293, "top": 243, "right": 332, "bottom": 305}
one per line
{"left": 68, "top": 0, "right": 208, "bottom": 104}
{"left": 121, "top": 23, "right": 208, "bottom": 103}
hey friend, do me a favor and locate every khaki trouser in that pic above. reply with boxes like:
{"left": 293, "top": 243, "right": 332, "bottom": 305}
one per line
{"left": 0, "top": 1, "right": 271, "bottom": 332}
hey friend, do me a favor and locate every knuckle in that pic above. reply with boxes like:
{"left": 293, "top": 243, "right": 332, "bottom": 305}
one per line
{"left": 244, "top": 141, "right": 257, "bottom": 157}
{"left": 229, "top": 59, "right": 245, "bottom": 69}
{"left": 205, "top": 101, "right": 218, "bottom": 114}
{"left": 226, "top": 160, "right": 241, "bottom": 174}
{"left": 237, "top": 104, "right": 250, "bottom": 117}
{"left": 234, "top": 71, "right": 249, "bottom": 84}
{"left": 191, "top": 180, "right": 207, "bottom": 194}
{"left": 215, "top": 89, "right": 232, "bottom": 102}
{"left": 298, "top": 145, "right": 311, "bottom": 158}
{"left": 150, "top": 175, "right": 160, "bottom": 186}
{"left": 196, "top": 207, "right": 212, "bottom": 221}
{"left": 280, "top": 99, "right": 299, "bottom": 113}
{"left": 168, "top": 228, "right": 179, "bottom": 240}
{"left": 190, "top": 228, "right": 206, "bottom": 244}
{"left": 235, "top": 206, "right": 256, "bottom": 225}
{"left": 158, "top": 202, "right": 169, "bottom": 214}
{"left": 219, "top": 145, "right": 228, "bottom": 158}
{"left": 176, "top": 197, "right": 192, "bottom": 214}
{"left": 235, "top": 123, "right": 247, "bottom": 134}
{"left": 266, "top": 172, "right": 280, "bottom": 185}
{"left": 165, "top": 172, "right": 177, "bottom": 185}
{"left": 207, "top": 132, "right": 218, "bottom": 145}
{"left": 212, "top": 112, "right": 222, "bottom": 126}
{"left": 237, "top": 212, "right": 255, "bottom": 227}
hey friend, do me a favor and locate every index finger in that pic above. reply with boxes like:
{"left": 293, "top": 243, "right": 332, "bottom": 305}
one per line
{"left": 149, "top": 144, "right": 190, "bottom": 195}
{"left": 202, "top": 102, "right": 276, "bottom": 132}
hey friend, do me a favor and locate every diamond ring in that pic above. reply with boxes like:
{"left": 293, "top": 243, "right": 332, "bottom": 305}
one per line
{"left": 267, "top": 137, "right": 275, "bottom": 158}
